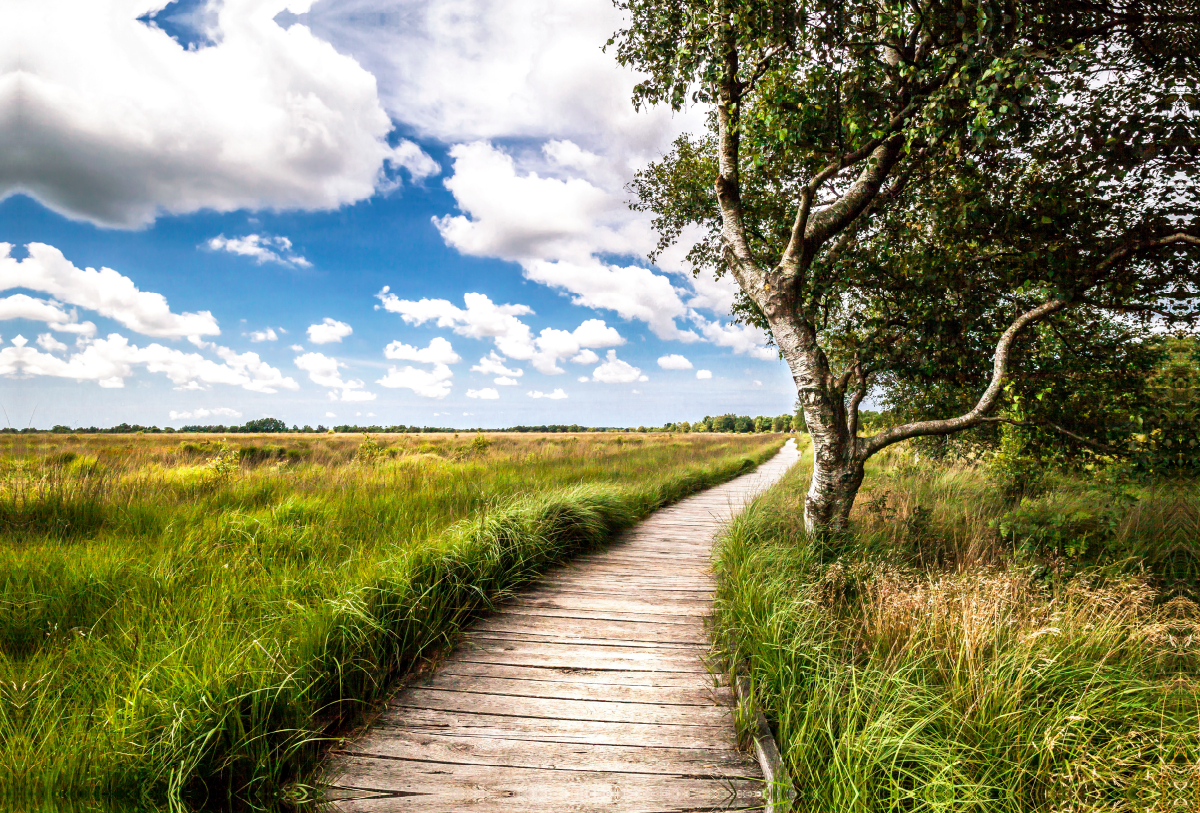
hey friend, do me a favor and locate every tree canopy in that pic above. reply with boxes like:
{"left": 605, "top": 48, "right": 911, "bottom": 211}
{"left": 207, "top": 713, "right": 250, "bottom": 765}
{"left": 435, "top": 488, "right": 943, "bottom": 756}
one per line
{"left": 614, "top": 0, "right": 1199, "bottom": 528}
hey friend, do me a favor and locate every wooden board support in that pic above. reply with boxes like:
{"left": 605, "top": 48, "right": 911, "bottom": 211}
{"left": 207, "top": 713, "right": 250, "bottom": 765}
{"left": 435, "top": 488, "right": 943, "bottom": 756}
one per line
{"left": 324, "top": 440, "right": 799, "bottom": 812}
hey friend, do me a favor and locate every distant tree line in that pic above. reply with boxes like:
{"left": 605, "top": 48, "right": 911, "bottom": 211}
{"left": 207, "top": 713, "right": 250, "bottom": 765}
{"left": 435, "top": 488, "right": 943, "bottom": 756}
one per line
{"left": 5, "top": 414, "right": 816, "bottom": 435}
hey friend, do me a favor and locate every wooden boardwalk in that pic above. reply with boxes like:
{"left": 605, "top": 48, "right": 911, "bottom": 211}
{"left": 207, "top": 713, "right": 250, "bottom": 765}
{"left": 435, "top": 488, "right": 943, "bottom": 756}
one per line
{"left": 325, "top": 440, "right": 800, "bottom": 812}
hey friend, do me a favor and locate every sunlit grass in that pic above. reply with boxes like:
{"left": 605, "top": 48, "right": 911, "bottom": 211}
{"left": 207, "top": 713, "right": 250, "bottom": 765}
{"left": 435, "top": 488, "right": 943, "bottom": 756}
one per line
{"left": 0, "top": 431, "right": 784, "bottom": 805}
{"left": 715, "top": 440, "right": 1198, "bottom": 812}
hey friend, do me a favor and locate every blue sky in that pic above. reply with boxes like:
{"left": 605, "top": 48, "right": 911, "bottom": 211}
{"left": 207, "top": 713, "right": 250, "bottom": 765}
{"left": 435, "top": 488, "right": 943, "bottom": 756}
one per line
{"left": 0, "top": 0, "right": 795, "bottom": 429}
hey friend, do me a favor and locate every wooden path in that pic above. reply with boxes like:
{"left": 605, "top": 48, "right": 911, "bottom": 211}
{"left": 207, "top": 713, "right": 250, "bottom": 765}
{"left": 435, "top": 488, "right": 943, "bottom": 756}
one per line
{"left": 325, "top": 440, "right": 800, "bottom": 812}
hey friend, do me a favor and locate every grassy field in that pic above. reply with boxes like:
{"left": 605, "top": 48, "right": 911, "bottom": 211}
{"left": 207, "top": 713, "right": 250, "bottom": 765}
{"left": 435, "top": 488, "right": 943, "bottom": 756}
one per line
{"left": 715, "top": 440, "right": 1196, "bottom": 812}
{"left": 0, "top": 431, "right": 783, "bottom": 805}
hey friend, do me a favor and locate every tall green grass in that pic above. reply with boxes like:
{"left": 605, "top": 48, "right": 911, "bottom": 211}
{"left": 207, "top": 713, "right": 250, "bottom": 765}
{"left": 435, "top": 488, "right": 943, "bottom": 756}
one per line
{"left": 0, "top": 432, "right": 782, "bottom": 805}
{"left": 714, "top": 442, "right": 1198, "bottom": 812}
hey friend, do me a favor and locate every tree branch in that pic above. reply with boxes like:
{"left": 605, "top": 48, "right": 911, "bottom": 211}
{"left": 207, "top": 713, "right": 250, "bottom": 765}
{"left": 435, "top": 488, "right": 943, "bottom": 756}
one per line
{"left": 712, "top": 3, "right": 767, "bottom": 299}
{"left": 859, "top": 297, "right": 1069, "bottom": 458}
{"left": 858, "top": 230, "right": 1198, "bottom": 460}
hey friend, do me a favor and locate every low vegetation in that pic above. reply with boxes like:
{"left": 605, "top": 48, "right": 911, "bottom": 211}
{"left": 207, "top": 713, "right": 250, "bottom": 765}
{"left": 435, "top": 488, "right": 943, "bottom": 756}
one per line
{"left": 0, "top": 431, "right": 782, "bottom": 805}
{"left": 715, "top": 440, "right": 1196, "bottom": 812}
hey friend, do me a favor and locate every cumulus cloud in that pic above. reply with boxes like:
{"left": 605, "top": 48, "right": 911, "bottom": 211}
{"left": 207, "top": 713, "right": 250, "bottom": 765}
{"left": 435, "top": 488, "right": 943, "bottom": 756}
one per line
{"left": 36, "top": 333, "right": 68, "bottom": 353}
{"left": 0, "top": 243, "right": 218, "bottom": 338}
{"left": 248, "top": 327, "right": 278, "bottom": 342}
{"left": 2, "top": 0, "right": 437, "bottom": 227}
{"left": 307, "top": 318, "right": 353, "bottom": 344}
{"left": 692, "top": 316, "right": 776, "bottom": 361}
{"left": 696, "top": 369, "right": 712, "bottom": 380}
{"left": 527, "top": 388, "right": 567, "bottom": 399}
{"left": 0, "top": 333, "right": 297, "bottom": 391}
{"left": 471, "top": 350, "right": 522, "bottom": 377}
{"left": 0, "top": 294, "right": 97, "bottom": 337}
{"left": 378, "top": 288, "right": 534, "bottom": 356}
{"left": 466, "top": 387, "right": 499, "bottom": 399}
{"left": 377, "top": 363, "right": 453, "bottom": 398}
{"left": 494, "top": 376, "right": 520, "bottom": 386}
{"left": 169, "top": 407, "right": 243, "bottom": 420}
{"left": 591, "top": 350, "right": 646, "bottom": 384}
{"left": 206, "top": 235, "right": 312, "bottom": 268}
{"left": 294, "top": 351, "right": 375, "bottom": 401}
{"left": 657, "top": 354, "right": 692, "bottom": 370}
{"left": 377, "top": 289, "right": 623, "bottom": 374}
{"left": 384, "top": 336, "right": 460, "bottom": 364}
{"left": 434, "top": 142, "right": 644, "bottom": 262}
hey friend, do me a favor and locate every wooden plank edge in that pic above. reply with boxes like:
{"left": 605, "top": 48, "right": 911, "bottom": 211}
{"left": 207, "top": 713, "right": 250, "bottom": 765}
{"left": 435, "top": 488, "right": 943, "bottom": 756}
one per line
{"left": 734, "top": 671, "right": 794, "bottom": 813}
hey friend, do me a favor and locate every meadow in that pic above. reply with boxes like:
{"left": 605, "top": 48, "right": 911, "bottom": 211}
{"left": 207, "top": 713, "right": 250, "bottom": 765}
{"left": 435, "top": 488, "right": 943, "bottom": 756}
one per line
{"left": 715, "top": 441, "right": 1197, "bottom": 812}
{"left": 0, "top": 430, "right": 783, "bottom": 805}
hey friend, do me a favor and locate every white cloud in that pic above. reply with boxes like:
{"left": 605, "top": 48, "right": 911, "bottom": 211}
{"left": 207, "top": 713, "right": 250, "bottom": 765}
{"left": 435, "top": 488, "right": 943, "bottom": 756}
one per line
{"left": 466, "top": 387, "right": 499, "bottom": 399}
{"left": 294, "top": 351, "right": 375, "bottom": 401}
{"left": 307, "top": 318, "right": 353, "bottom": 344}
{"left": 494, "top": 376, "right": 520, "bottom": 386}
{"left": 0, "top": 243, "right": 218, "bottom": 338}
{"left": 527, "top": 388, "right": 567, "bottom": 399}
{"left": 2, "top": 0, "right": 437, "bottom": 227}
{"left": 377, "top": 289, "right": 623, "bottom": 375}
{"left": 692, "top": 316, "right": 776, "bottom": 361}
{"left": 377, "top": 363, "right": 454, "bottom": 399}
{"left": 434, "top": 142, "right": 644, "bottom": 263}
{"left": 0, "top": 333, "right": 297, "bottom": 392}
{"left": 326, "top": 412, "right": 337, "bottom": 418}
{"left": 0, "top": 294, "right": 97, "bottom": 336}
{"left": 378, "top": 289, "right": 535, "bottom": 357}
{"left": 384, "top": 336, "right": 460, "bottom": 365}
{"left": 471, "top": 350, "right": 523, "bottom": 378}
{"left": 289, "top": 343, "right": 304, "bottom": 351}
{"left": 657, "top": 354, "right": 692, "bottom": 370}
{"left": 577, "top": 375, "right": 589, "bottom": 382}
{"left": 248, "top": 327, "right": 278, "bottom": 342}
{"left": 528, "top": 319, "right": 623, "bottom": 375}
{"left": 591, "top": 350, "right": 646, "bottom": 384}
{"left": 696, "top": 369, "right": 712, "bottom": 380}
{"left": 207, "top": 235, "right": 312, "bottom": 268}
{"left": 169, "top": 407, "right": 242, "bottom": 420}
{"left": 522, "top": 258, "right": 697, "bottom": 342}
{"left": 36, "top": 333, "right": 67, "bottom": 353}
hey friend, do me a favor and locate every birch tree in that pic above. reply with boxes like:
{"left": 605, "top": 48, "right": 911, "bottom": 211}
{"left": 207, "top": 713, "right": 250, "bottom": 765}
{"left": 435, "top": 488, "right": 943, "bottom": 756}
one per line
{"left": 613, "top": 0, "right": 1199, "bottom": 531}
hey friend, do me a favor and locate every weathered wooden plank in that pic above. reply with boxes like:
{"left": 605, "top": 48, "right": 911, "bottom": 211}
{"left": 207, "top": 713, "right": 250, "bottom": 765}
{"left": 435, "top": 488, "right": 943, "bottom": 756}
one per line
{"left": 405, "top": 672, "right": 733, "bottom": 705}
{"left": 328, "top": 759, "right": 761, "bottom": 813}
{"left": 465, "top": 629, "right": 702, "bottom": 650}
{"left": 471, "top": 613, "right": 709, "bottom": 642}
{"left": 386, "top": 687, "right": 736, "bottom": 726}
{"left": 505, "top": 595, "right": 711, "bottom": 617}
{"left": 491, "top": 606, "right": 710, "bottom": 626}
{"left": 456, "top": 639, "right": 712, "bottom": 671}
{"left": 373, "top": 707, "right": 740, "bottom": 749}
{"left": 513, "top": 588, "right": 715, "bottom": 605}
{"left": 332, "top": 731, "right": 751, "bottom": 775}
{"left": 433, "top": 661, "right": 727, "bottom": 689}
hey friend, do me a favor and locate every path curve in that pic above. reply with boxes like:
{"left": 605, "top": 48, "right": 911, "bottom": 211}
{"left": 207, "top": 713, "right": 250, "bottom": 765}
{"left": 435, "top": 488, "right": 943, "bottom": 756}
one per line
{"left": 325, "top": 439, "right": 800, "bottom": 812}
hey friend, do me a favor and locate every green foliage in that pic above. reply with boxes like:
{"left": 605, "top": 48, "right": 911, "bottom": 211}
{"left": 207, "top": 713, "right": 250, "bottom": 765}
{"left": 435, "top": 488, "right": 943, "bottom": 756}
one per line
{"left": 986, "top": 420, "right": 1048, "bottom": 500}
{"left": 1132, "top": 337, "right": 1200, "bottom": 476}
{"left": 204, "top": 441, "right": 239, "bottom": 484}
{"left": 353, "top": 433, "right": 386, "bottom": 465}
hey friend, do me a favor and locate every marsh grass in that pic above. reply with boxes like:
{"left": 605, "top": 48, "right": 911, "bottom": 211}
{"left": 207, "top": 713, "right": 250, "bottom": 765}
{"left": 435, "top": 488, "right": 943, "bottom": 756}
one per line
{"left": 0, "top": 432, "right": 782, "bottom": 805}
{"left": 715, "top": 441, "right": 1198, "bottom": 812}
